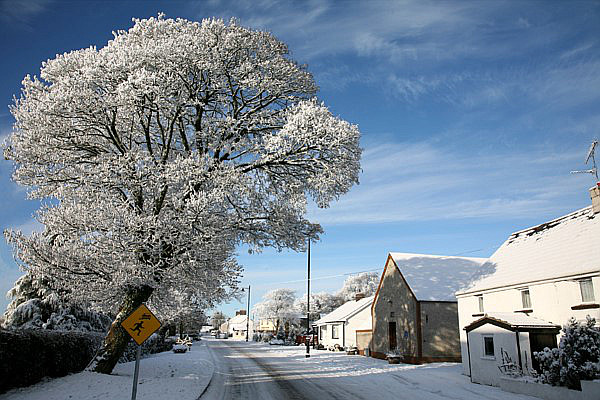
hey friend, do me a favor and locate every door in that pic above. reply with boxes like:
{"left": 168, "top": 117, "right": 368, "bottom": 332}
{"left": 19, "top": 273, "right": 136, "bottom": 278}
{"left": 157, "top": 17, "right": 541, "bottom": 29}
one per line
{"left": 529, "top": 332, "right": 557, "bottom": 372}
{"left": 388, "top": 322, "right": 397, "bottom": 351}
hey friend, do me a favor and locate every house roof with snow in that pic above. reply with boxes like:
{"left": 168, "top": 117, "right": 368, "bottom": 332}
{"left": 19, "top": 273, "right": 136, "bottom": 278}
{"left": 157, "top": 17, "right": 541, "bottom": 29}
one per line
{"left": 228, "top": 314, "right": 251, "bottom": 327}
{"left": 387, "top": 252, "right": 490, "bottom": 301}
{"left": 314, "top": 295, "right": 374, "bottom": 325}
{"left": 465, "top": 312, "right": 561, "bottom": 332}
{"left": 457, "top": 206, "right": 600, "bottom": 296}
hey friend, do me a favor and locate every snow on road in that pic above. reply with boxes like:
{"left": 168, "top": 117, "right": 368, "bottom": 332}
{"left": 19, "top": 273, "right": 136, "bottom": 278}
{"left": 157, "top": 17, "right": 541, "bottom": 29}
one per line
{"left": 1, "top": 338, "right": 540, "bottom": 400}
{"left": 1, "top": 342, "right": 214, "bottom": 400}
{"left": 200, "top": 339, "right": 538, "bottom": 400}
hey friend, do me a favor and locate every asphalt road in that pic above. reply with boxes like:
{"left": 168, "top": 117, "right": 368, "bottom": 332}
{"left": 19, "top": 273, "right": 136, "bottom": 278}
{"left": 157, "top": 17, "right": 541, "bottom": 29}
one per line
{"left": 200, "top": 339, "right": 357, "bottom": 400}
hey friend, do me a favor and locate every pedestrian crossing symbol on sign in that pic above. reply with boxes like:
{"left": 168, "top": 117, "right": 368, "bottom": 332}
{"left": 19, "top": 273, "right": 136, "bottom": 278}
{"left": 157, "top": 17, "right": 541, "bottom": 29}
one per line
{"left": 121, "top": 304, "right": 162, "bottom": 345}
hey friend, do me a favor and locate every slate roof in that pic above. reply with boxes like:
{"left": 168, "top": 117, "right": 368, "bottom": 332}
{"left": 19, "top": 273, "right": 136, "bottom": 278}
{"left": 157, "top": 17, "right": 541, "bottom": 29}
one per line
{"left": 458, "top": 206, "right": 600, "bottom": 295}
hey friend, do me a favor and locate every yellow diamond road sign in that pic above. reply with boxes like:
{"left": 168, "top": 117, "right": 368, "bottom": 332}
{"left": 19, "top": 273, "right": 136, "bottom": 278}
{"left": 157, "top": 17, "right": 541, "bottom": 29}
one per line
{"left": 121, "top": 303, "right": 162, "bottom": 345}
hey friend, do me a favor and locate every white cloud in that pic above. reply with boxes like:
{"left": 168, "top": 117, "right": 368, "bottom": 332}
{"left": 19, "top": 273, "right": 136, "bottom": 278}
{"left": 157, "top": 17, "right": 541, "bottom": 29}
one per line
{"left": 310, "top": 141, "right": 592, "bottom": 225}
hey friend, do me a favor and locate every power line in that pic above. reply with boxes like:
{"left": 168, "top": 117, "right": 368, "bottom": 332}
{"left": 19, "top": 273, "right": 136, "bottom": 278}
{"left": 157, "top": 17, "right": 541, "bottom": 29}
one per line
{"left": 246, "top": 243, "right": 499, "bottom": 290}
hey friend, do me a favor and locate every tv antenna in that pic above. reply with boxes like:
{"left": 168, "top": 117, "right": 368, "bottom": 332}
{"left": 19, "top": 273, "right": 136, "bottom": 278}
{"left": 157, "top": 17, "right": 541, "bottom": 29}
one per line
{"left": 570, "top": 140, "right": 598, "bottom": 181}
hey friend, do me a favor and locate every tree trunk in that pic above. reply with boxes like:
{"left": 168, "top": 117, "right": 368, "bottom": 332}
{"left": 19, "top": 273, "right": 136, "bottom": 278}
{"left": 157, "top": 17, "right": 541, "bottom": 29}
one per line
{"left": 87, "top": 285, "right": 154, "bottom": 374}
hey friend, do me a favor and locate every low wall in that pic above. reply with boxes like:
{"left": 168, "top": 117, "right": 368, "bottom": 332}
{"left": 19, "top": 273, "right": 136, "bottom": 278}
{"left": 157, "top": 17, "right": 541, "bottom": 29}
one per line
{"left": 0, "top": 328, "right": 104, "bottom": 394}
{"left": 499, "top": 377, "right": 600, "bottom": 400}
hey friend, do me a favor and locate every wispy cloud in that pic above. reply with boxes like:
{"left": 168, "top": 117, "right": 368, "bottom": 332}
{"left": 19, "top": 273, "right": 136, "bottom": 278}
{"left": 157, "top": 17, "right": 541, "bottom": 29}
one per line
{"left": 310, "top": 141, "right": 592, "bottom": 225}
{"left": 0, "top": 0, "right": 52, "bottom": 30}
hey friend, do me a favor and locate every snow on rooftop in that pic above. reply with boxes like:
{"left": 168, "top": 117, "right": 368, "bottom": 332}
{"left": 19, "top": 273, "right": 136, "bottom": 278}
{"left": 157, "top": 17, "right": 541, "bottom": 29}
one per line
{"left": 315, "top": 295, "right": 374, "bottom": 325}
{"left": 459, "top": 206, "right": 600, "bottom": 295}
{"left": 472, "top": 312, "right": 560, "bottom": 329}
{"left": 389, "top": 253, "right": 490, "bottom": 301}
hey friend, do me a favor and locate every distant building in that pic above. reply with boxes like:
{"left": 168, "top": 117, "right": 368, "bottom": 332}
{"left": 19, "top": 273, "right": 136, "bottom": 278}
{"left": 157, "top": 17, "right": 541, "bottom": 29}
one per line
{"left": 256, "top": 318, "right": 277, "bottom": 335}
{"left": 226, "top": 310, "right": 254, "bottom": 340}
{"left": 370, "top": 252, "right": 488, "bottom": 363}
{"left": 314, "top": 293, "right": 373, "bottom": 352}
{"left": 456, "top": 185, "right": 600, "bottom": 386}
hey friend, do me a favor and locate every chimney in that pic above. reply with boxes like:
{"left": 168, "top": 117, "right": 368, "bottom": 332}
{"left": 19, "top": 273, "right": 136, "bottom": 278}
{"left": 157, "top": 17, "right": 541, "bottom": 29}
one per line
{"left": 590, "top": 183, "right": 600, "bottom": 214}
{"left": 355, "top": 293, "right": 366, "bottom": 301}
{"left": 237, "top": 309, "right": 247, "bottom": 316}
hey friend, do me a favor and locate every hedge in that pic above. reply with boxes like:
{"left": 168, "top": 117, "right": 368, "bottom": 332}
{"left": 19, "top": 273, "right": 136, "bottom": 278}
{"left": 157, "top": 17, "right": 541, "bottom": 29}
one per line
{"left": 0, "top": 328, "right": 104, "bottom": 393}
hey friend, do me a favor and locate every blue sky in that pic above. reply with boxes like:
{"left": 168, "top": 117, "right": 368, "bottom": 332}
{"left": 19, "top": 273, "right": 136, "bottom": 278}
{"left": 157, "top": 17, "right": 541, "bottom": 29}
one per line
{"left": 1, "top": 0, "right": 599, "bottom": 318}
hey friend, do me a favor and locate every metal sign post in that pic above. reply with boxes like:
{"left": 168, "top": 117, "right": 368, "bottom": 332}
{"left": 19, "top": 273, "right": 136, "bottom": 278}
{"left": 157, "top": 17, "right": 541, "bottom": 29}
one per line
{"left": 121, "top": 303, "right": 162, "bottom": 400}
{"left": 131, "top": 345, "right": 142, "bottom": 400}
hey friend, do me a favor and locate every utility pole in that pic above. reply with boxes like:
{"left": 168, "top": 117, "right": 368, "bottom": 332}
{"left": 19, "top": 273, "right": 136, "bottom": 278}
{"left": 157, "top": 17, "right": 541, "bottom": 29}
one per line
{"left": 306, "top": 238, "right": 311, "bottom": 358}
{"left": 245, "top": 285, "right": 251, "bottom": 342}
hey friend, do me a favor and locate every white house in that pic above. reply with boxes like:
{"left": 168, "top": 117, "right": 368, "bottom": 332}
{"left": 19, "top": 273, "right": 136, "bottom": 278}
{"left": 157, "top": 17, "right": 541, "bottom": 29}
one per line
{"left": 456, "top": 185, "right": 600, "bottom": 385}
{"left": 226, "top": 311, "right": 254, "bottom": 340}
{"left": 464, "top": 313, "right": 560, "bottom": 386}
{"left": 314, "top": 294, "right": 373, "bottom": 351}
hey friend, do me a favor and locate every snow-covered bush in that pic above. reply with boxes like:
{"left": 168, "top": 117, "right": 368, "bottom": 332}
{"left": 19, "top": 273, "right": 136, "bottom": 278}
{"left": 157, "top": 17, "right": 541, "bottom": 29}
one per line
{"left": 535, "top": 316, "right": 600, "bottom": 390}
{"left": 2, "top": 273, "right": 111, "bottom": 332}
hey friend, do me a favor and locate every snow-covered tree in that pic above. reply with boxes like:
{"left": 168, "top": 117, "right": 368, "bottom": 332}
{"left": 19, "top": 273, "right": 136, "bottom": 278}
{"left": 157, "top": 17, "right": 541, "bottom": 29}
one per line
{"left": 295, "top": 291, "right": 344, "bottom": 321}
{"left": 4, "top": 15, "right": 360, "bottom": 373}
{"left": 535, "top": 316, "right": 600, "bottom": 390}
{"left": 211, "top": 311, "right": 228, "bottom": 330}
{"left": 337, "top": 272, "right": 379, "bottom": 301}
{"left": 253, "top": 288, "right": 298, "bottom": 335}
{"left": 2, "top": 272, "right": 111, "bottom": 332}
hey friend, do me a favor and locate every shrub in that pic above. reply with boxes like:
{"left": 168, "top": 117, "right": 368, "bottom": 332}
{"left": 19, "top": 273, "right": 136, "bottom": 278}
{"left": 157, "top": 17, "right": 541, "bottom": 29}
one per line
{"left": 0, "top": 328, "right": 103, "bottom": 393}
{"left": 535, "top": 316, "right": 600, "bottom": 390}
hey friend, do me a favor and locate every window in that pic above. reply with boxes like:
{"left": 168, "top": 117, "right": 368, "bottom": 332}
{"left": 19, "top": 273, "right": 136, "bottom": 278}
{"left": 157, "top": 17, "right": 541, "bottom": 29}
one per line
{"left": 320, "top": 326, "right": 326, "bottom": 340}
{"left": 332, "top": 324, "right": 340, "bottom": 339}
{"left": 521, "top": 289, "right": 532, "bottom": 309}
{"left": 483, "top": 336, "right": 494, "bottom": 357}
{"left": 580, "top": 279, "right": 595, "bottom": 302}
{"left": 477, "top": 295, "right": 484, "bottom": 312}
{"left": 390, "top": 311, "right": 395, "bottom": 318}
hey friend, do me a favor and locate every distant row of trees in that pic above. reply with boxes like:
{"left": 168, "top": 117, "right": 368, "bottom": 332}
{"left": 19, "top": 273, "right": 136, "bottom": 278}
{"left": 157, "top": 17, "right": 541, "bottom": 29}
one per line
{"left": 251, "top": 271, "right": 379, "bottom": 336}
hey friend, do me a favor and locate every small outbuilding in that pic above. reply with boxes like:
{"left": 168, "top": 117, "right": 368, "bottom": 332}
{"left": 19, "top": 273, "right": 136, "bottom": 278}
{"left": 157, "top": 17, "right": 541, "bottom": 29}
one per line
{"left": 314, "top": 294, "right": 373, "bottom": 352}
{"left": 464, "top": 313, "right": 560, "bottom": 387}
{"left": 370, "top": 252, "right": 489, "bottom": 363}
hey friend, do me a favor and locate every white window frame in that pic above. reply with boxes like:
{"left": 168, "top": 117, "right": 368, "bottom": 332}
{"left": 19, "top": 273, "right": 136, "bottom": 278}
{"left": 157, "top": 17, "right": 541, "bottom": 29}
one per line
{"left": 521, "top": 289, "right": 532, "bottom": 309}
{"left": 332, "top": 324, "right": 340, "bottom": 339}
{"left": 482, "top": 335, "right": 495, "bottom": 359}
{"left": 320, "top": 325, "right": 326, "bottom": 340}
{"left": 579, "top": 278, "right": 595, "bottom": 303}
{"left": 477, "top": 295, "right": 484, "bottom": 313}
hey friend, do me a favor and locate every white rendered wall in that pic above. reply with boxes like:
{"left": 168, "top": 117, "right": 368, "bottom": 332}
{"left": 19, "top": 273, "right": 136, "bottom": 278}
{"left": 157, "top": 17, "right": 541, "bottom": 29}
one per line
{"left": 316, "top": 322, "right": 345, "bottom": 349}
{"left": 457, "top": 274, "right": 600, "bottom": 375}
{"left": 468, "top": 324, "right": 519, "bottom": 387}
{"left": 344, "top": 305, "right": 372, "bottom": 349}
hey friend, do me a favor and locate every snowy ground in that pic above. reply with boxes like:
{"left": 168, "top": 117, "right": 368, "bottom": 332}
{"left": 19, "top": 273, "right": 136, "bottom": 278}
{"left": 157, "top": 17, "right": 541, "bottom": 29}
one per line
{"left": 1, "top": 342, "right": 214, "bottom": 400}
{"left": 1, "top": 339, "right": 540, "bottom": 399}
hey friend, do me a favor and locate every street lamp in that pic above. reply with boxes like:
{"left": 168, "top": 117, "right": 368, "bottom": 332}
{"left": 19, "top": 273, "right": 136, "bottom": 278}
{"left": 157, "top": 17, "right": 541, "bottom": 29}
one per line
{"left": 306, "top": 238, "right": 311, "bottom": 358}
{"left": 245, "top": 285, "right": 251, "bottom": 342}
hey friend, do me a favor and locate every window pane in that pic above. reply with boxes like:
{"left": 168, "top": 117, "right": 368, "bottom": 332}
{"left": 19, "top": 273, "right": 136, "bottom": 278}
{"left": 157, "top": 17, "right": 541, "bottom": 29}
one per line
{"left": 580, "top": 279, "right": 595, "bottom": 302}
{"left": 484, "top": 336, "right": 494, "bottom": 357}
{"left": 478, "top": 296, "right": 484, "bottom": 312}
{"left": 521, "top": 290, "right": 531, "bottom": 308}
{"left": 332, "top": 324, "right": 339, "bottom": 339}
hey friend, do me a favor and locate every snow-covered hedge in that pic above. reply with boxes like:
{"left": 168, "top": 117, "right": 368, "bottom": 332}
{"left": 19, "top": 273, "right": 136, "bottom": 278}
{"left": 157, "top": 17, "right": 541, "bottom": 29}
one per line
{"left": 535, "top": 316, "right": 600, "bottom": 390}
{"left": 0, "top": 328, "right": 103, "bottom": 393}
